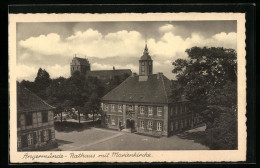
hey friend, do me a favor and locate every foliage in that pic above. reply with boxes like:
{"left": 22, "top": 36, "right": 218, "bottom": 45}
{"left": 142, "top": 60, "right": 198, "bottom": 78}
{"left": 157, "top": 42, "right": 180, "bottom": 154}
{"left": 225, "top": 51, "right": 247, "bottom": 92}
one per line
{"left": 172, "top": 47, "right": 237, "bottom": 149}
{"left": 105, "top": 73, "right": 130, "bottom": 94}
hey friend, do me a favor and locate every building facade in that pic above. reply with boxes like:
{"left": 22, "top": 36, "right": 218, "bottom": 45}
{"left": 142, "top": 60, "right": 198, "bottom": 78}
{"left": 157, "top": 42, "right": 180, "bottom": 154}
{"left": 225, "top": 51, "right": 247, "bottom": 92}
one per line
{"left": 101, "top": 44, "right": 203, "bottom": 137}
{"left": 17, "top": 84, "right": 57, "bottom": 151}
{"left": 70, "top": 55, "right": 132, "bottom": 80}
{"left": 70, "top": 56, "right": 91, "bottom": 76}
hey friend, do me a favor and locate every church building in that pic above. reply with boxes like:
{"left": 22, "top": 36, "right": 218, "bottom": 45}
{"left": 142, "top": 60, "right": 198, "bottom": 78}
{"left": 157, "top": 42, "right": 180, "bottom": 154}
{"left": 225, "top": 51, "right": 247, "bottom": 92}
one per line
{"left": 101, "top": 43, "right": 203, "bottom": 137}
{"left": 70, "top": 56, "right": 132, "bottom": 81}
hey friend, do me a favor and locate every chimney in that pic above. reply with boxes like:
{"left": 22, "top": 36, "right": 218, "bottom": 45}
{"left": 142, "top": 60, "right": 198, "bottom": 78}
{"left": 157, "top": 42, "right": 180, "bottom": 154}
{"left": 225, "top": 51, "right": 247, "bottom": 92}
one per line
{"left": 113, "top": 66, "right": 115, "bottom": 70}
{"left": 131, "top": 72, "right": 137, "bottom": 77}
{"left": 157, "top": 72, "right": 163, "bottom": 79}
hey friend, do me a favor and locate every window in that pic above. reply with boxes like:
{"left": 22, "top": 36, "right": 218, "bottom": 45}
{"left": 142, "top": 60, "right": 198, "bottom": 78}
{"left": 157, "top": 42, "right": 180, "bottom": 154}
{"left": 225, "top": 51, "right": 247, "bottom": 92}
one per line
{"left": 157, "top": 122, "right": 162, "bottom": 131}
{"left": 142, "top": 62, "right": 145, "bottom": 65}
{"left": 180, "top": 120, "right": 183, "bottom": 129}
{"left": 140, "top": 106, "right": 145, "bottom": 115}
{"left": 185, "top": 105, "right": 188, "bottom": 113}
{"left": 157, "top": 107, "right": 162, "bottom": 116}
{"left": 175, "top": 121, "right": 178, "bottom": 130}
{"left": 128, "top": 105, "right": 133, "bottom": 111}
{"left": 25, "top": 113, "right": 32, "bottom": 126}
{"left": 180, "top": 105, "right": 182, "bottom": 114}
{"left": 148, "top": 106, "right": 153, "bottom": 116}
{"left": 27, "top": 133, "right": 33, "bottom": 146}
{"left": 111, "top": 104, "right": 115, "bottom": 112}
{"left": 147, "top": 121, "right": 153, "bottom": 130}
{"left": 43, "top": 130, "right": 49, "bottom": 142}
{"left": 170, "top": 107, "right": 173, "bottom": 117}
{"left": 140, "top": 120, "right": 144, "bottom": 129}
{"left": 171, "top": 122, "right": 174, "bottom": 131}
{"left": 184, "top": 119, "right": 187, "bottom": 127}
{"left": 189, "top": 118, "right": 191, "bottom": 126}
{"left": 118, "top": 104, "right": 122, "bottom": 112}
{"left": 141, "top": 66, "right": 145, "bottom": 72}
{"left": 111, "top": 119, "right": 115, "bottom": 125}
{"left": 104, "top": 104, "right": 108, "bottom": 111}
{"left": 175, "top": 105, "right": 178, "bottom": 115}
{"left": 42, "top": 112, "right": 48, "bottom": 123}
{"left": 17, "top": 115, "right": 20, "bottom": 128}
{"left": 17, "top": 136, "right": 21, "bottom": 148}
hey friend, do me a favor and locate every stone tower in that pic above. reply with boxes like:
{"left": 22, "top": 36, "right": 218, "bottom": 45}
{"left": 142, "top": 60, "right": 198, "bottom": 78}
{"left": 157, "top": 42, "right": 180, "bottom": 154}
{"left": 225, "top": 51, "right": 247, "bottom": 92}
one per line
{"left": 70, "top": 55, "right": 91, "bottom": 76}
{"left": 139, "top": 42, "right": 153, "bottom": 76}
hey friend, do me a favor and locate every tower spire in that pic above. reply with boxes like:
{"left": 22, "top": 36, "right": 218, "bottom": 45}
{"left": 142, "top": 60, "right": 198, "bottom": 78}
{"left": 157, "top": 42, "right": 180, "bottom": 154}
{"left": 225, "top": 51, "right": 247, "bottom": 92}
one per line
{"left": 139, "top": 36, "right": 153, "bottom": 76}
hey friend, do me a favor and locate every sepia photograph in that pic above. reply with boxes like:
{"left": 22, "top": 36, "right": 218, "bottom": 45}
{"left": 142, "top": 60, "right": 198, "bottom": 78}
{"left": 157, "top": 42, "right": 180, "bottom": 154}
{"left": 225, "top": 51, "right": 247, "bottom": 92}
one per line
{"left": 9, "top": 13, "right": 246, "bottom": 163}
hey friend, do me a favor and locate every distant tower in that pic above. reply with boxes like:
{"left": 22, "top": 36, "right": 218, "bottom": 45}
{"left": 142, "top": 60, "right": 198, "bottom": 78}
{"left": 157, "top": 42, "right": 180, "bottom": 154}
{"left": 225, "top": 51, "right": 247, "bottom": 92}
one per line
{"left": 70, "top": 55, "right": 91, "bottom": 76}
{"left": 139, "top": 41, "right": 153, "bottom": 76}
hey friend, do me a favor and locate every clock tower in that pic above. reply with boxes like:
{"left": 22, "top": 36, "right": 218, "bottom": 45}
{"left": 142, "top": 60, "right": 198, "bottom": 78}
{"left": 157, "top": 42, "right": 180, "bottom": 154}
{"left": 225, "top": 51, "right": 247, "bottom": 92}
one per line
{"left": 139, "top": 42, "right": 153, "bottom": 76}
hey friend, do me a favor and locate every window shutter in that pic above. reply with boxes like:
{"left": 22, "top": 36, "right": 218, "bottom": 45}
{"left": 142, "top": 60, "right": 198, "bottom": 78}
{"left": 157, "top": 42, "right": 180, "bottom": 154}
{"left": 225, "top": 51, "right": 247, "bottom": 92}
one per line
{"left": 33, "top": 132, "right": 37, "bottom": 144}
{"left": 48, "top": 129, "right": 52, "bottom": 140}
{"left": 41, "top": 131, "right": 44, "bottom": 142}
{"left": 21, "top": 135, "right": 28, "bottom": 148}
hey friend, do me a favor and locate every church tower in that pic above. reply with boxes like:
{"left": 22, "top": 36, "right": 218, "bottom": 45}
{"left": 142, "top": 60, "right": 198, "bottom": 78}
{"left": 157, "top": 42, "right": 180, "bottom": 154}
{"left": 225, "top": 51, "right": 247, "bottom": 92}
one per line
{"left": 139, "top": 42, "right": 153, "bottom": 76}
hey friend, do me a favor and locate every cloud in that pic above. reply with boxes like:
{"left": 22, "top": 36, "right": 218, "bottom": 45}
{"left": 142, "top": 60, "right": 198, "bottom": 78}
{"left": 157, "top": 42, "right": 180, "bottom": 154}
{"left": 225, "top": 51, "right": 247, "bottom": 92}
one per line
{"left": 16, "top": 64, "right": 70, "bottom": 82}
{"left": 16, "top": 64, "right": 38, "bottom": 81}
{"left": 19, "top": 33, "right": 68, "bottom": 56}
{"left": 45, "top": 64, "right": 70, "bottom": 79}
{"left": 18, "top": 28, "right": 237, "bottom": 80}
{"left": 159, "top": 24, "right": 175, "bottom": 33}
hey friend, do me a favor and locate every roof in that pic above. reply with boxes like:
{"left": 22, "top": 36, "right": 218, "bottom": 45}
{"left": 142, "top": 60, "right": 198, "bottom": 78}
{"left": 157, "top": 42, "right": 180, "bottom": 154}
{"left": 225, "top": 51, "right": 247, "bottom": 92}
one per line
{"left": 72, "top": 57, "right": 89, "bottom": 65}
{"left": 87, "top": 69, "right": 132, "bottom": 80}
{"left": 140, "top": 44, "right": 152, "bottom": 60}
{"left": 102, "top": 74, "right": 173, "bottom": 104}
{"left": 17, "top": 84, "right": 55, "bottom": 113}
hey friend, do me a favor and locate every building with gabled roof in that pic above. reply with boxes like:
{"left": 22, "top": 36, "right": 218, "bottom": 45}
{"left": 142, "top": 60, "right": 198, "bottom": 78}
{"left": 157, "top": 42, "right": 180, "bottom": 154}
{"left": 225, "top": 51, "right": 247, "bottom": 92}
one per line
{"left": 17, "top": 83, "right": 57, "bottom": 151}
{"left": 101, "top": 43, "right": 203, "bottom": 137}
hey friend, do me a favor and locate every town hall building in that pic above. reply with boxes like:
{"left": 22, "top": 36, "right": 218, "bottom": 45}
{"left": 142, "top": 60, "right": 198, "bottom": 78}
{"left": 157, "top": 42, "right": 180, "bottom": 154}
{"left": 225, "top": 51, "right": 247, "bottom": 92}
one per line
{"left": 101, "top": 43, "right": 203, "bottom": 137}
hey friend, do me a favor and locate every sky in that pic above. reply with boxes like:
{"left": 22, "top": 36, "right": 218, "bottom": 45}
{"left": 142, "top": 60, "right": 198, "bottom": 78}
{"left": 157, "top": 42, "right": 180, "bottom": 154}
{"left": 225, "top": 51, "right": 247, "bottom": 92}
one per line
{"left": 16, "top": 21, "right": 237, "bottom": 81}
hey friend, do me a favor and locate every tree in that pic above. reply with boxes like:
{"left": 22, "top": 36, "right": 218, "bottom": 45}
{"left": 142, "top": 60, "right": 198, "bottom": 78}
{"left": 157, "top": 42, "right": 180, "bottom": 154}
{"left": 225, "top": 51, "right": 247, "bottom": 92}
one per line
{"left": 172, "top": 47, "right": 237, "bottom": 149}
{"left": 84, "top": 93, "right": 101, "bottom": 122}
{"left": 105, "top": 73, "right": 130, "bottom": 94}
{"left": 34, "top": 68, "right": 52, "bottom": 99}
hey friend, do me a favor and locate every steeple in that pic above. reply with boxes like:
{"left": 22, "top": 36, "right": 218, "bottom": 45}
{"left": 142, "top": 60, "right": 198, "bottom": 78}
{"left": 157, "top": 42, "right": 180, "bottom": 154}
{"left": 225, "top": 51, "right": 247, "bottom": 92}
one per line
{"left": 139, "top": 41, "right": 153, "bottom": 76}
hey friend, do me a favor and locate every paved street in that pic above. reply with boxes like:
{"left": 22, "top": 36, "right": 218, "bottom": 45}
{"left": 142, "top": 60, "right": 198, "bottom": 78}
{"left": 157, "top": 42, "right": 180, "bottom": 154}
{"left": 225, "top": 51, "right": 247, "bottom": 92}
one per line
{"left": 55, "top": 126, "right": 209, "bottom": 151}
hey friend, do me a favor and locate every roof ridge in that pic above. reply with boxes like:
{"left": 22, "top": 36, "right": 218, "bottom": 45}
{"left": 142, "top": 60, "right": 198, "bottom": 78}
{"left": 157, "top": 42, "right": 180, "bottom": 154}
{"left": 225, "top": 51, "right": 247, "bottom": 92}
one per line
{"left": 23, "top": 87, "right": 55, "bottom": 109}
{"left": 91, "top": 69, "right": 131, "bottom": 72}
{"left": 161, "top": 75, "right": 169, "bottom": 103}
{"left": 102, "top": 75, "right": 132, "bottom": 100}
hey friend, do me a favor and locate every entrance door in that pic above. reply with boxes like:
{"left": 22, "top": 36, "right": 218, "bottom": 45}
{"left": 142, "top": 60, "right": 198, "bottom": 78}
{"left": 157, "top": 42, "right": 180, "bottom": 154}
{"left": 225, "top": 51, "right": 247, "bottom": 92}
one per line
{"left": 130, "top": 120, "right": 135, "bottom": 132}
{"left": 126, "top": 119, "right": 131, "bottom": 128}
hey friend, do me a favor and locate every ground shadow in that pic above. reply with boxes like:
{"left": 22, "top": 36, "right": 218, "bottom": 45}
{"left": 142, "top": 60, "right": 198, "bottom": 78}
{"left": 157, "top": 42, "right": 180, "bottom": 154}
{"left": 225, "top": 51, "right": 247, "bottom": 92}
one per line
{"left": 54, "top": 120, "right": 101, "bottom": 133}
{"left": 177, "top": 131, "right": 210, "bottom": 149}
{"left": 56, "top": 139, "right": 73, "bottom": 145}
